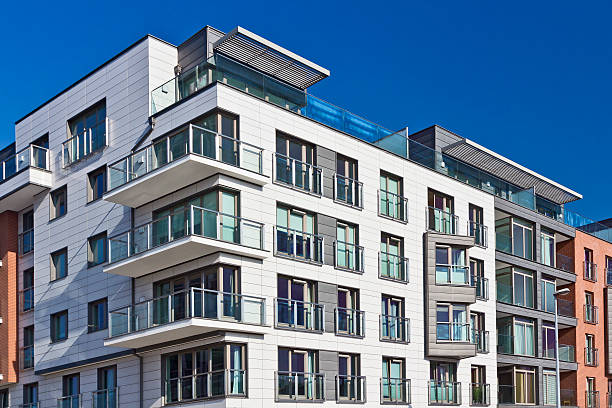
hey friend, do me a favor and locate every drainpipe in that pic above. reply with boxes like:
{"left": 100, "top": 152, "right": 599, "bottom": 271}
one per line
{"left": 138, "top": 353, "right": 144, "bottom": 408}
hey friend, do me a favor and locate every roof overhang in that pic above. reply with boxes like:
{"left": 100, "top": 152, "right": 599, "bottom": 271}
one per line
{"left": 213, "top": 26, "right": 330, "bottom": 89}
{"left": 442, "top": 139, "right": 582, "bottom": 204}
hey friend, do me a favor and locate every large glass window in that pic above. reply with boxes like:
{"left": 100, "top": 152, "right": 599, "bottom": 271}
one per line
{"left": 335, "top": 155, "right": 360, "bottom": 206}
{"left": 23, "top": 383, "right": 38, "bottom": 407}
{"left": 338, "top": 354, "right": 362, "bottom": 401}
{"left": 543, "top": 371, "right": 556, "bottom": 405}
{"left": 164, "top": 344, "right": 245, "bottom": 403}
{"left": 51, "top": 310, "right": 68, "bottom": 342}
{"left": 87, "top": 166, "right": 106, "bottom": 202}
{"left": 514, "top": 369, "right": 535, "bottom": 404}
{"left": 512, "top": 218, "right": 533, "bottom": 260}
{"left": 50, "top": 248, "right": 68, "bottom": 281}
{"left": 381, "top": 295, "right": 407, "bottom": 341}
{"left": 277, "top": 348, "right": 321, "bottom": 400}
{"left": 65, "top": 101, "right": 107, "bottom": 165}
{"left": 542, "top": 323, "right": 556, "bottom": 358}
{"left": 23, "top": 325, "right": 34, "bottom": 369}
{"left": 276, "top": 205, "right": 319, "bottom": 261}
{"left": 277, "top": 276, "right": 318, "bottom": 330}
{"left": 540, "top": 229, "right": 555, "bottom": 266}
{"left": 436, "top": 304, "right": 468, "bottom": 341}
{"left": 513, "top": 268, "right": 534, "bottom": 308}
{"left": 380, "top": 233, "right": 405, "bottom": 280}
{"left": 23, "top": 267, "right": 34, "bottom": 312}
{"left": 541, "top": 279, "right": 556, "bottom": 313}
{"left": 379, "top": 172, "right": 405, "bottom": 220}
{"left": 382, "top": 357, "right": 406, "bottom": 402}
{"left": 435, "top": 246, "right": 468, "bottom": 285}
{"left": 50, "top": 186, "right": 67, "bottom": 220}
{"left": 88, "top": 232, "right": 107, "bottom": 267}
{"left": 428, "top": 189, "right": 455, "bottom": 234}
{"left": 275, "top": 132, "right": 318, "bottom": 192}
{"left": 513, "top": 318, "right": 535, "bottom": 356}
{"left": 62, "top": 373, "right": 80, "bottom": 406}
{"left": 88, "top": 298, "right": 108, "bottom": 333}
{"left": 96, "top": 366, "right": 117, "bottom": 408}
{"left": 336, "top": 222, "right": 360, "bottom": 271}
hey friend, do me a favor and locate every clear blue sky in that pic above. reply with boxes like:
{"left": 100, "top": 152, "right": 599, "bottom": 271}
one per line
{"left": 1, "top": 1, "right": 610, "bottom": 220}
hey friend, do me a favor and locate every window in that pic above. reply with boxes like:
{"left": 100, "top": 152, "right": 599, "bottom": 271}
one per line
{"left": 540, "top": 228, "right": 555, "bottom": 266}
{"left": 22, "top": 267, "right": 34, "bottom": 312}
{"left": 513, "top": 318, "right": 535, "bottom": 356}
{"left": 62, "top": 373, "right": 80, "bottom": 403}
{"left": 470, "top": 312, "right": 487, "bottom": 352}
{"left": 541, "top": 279, "right": 556, "bottom": 313}
{"left": 337, "top": 287, "right": 362, "bottom": 336}
{"left": 88, "top": 232, "right": 107, "bottom": 267}
{"left": 50, "top": 186, "right": 67, "bottom": 220}
{"left": 275, "top": 205, "right": 321, "bottom": 262}
{"left": 471, "top": 366, "right": 487, "bottom": 405}
{"left": 338, "top": 354, "right": 362, "bottom": 402}
{"left": 274, "top": 132, "right": 320, "bottom": 194}
{"left": 380, "top": 233, "right": 406, "bottom": 281}
{"left": 20, "top": 210, "right": 34, "bottom": 255}
{"left": 495, "top": 217, "right": 534, "bottom": 260}
{"left": 496, "top": 267, "right": 534, "bottom": 308}
{"left": 50, "top": 248, "right": 68, "bottom": 281}
{"left": 88, "top": 298, "right": 108, "bottom": 332}
{"left": 23, "top": 383, "right": 38, "bottom": 407}
{"left": 164, "top": 344, "right": 245, "bottom": 403}
{"left": 585, "top": 334, "right": 597, "bottom": 366}
{"left": 428, "top": 189, "right": 455, "bottom": 234}
{"left": 277, "top": 348, "right": 321, "bottom": 401}
{"left": 585, "top": 292, "right": 597, "bottom": 324}
{"left": 336, "top": 222, "right": 361, "bottom": 271}
{"left": 543, "top": 371, "right": 557, "bottom": 405}
{"left": 87, "top": 166, "right": 106, "bottom": 202}
{"left": 23, "top": 325, "right": 34, "bottom": 369}
{"left": 335, "top": 155, "right": 361, "bottom": 207}
{"left": 382, "top": 357, "right": 406, "bottom": 403}
{"left": 435, "top": 246, "right": 468, "bottom": 285}
{"left": 276, "top": 276, "right": 321, "bottom": 330}
{"left": 96, "top": 366, "right": 117, "bottom": 407}
{"left": 585, "top": 248, "right": 596, "bottom": 281}
{"left": 51, "top": 310, "right": 68, "bottom": 342}
{"left": 436, "top": 304, "right": 468, "bottom": 341}
{"left": 542, "top": 323, "right": 556, "bottom": 358}
{"left": 381, "top": 295, "right": 408, "bottom": 342}
{"left": 64, "top": 101, "right": 107, "bottom": 166}
{"left": 195, "top": 111, "right": 238, "bottom": 165}
{"left": 586, "top": 377, "right": 597, "bottom": 408}
{"left": 468, "top": 204, "right": 486, "bottom": 246}
{"left": 430, "top": 362, "right": 458, "bottom": 404}
{"left": 379, "top": 172, "right": 406, "bottom": 221}
{"left": 0, "top": 389, "right": 7, "bottom": 408}
{"left": 606, "top": 256, "right": 612, "bottom": 284}
{"left": 470, "top": 258, "right": 487, "bottom": 300}
{"left": 514, "top": 369, "right": 535, "bottom": 404}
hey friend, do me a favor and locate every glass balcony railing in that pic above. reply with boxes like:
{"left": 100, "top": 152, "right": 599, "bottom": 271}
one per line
{"left": 560, "top": 389, "right": 577, "bottom": 406}
{"left": 1, "top": 145, "right": 49, "bottom": 183}
{"left": 498, "top": 384, "right": 535, "bottom": 405}
{"left": 108, "top": 205, "right": 264, "bottom": 263}
{"left": 108, "top": 124, "right": 264, "bottom": 191}
{"left": 585, "top": 304, "right": 599, "bottom": 324}
{"left": 21, "top": 287, "right": 34, "bottom": 312}
{"left": 468, "top": 221, "right": 488, "bottom": 248}
{"left": 336, "top": 375, "right": 366, "bottom": 403}
{"left": 334, "top": 241, "right": 364, "bottom": 272}
{"left": 57, "top": 394, "right": 83, "bottom": 408}
{"left": 378, "top": 190, "right": 408, "bottom": 222}
{"left": 429, "top": 381, "right": 461, "bottom": 405}
{"left": 437, "top": 322, "right": 470, "bottom": 342}
{"left": 18, "top": 229, "right": 33, "bottom": 255}
{"left": 379, "top": 315, "right": 410, "bottom": 343}
{"left": 470, "top": 383, "right": 490, "bottom": 406}
{"left": 334, "top": 174, "right": 363, "bottom": 208}
{"left": 109, "top": 288, "right": 265, "bottom": 337}
{"left": 585, "top": 347, "right": 599, "bottom": 367}
{"left": 558, "top": 298, "right": 575, "bottom": 317}
{"left": 335, "top": 307, "right": 365, "bottom": 337}
{"left": 435, "top": 264, "right": 470, "bottom": 285}
{"left": 275, "top": 371, "right": 325, "bottom": 402}
{"left": 427, "top": 206, "right": 459, "bottom": 235}
{"left": 274, "top": 298, "right": 324, "bottom": 332}
{"left": 543, "top": 344, "right": 576, "bottom": 362}
{"left": 472, "top": 330, "right": 489, "bottom": 353}
{"left": 92, "top": 388, "right": 118, "bottom": 408}
{"left": 380, "top": 378, "right": 410, "bottom": 404}
{"left": 62, "top": 120, "right": 107, "bottom": 167}
{"left": 274, "top": 226, "right": 323, "bottom": 263}
{"left": 556, "top": 253, "right": 574, "bottom": 273}
{"left": 585, "top": 261, "right": 597, "bottom": 282}
{"left": 164, "top": 369, "right": 246, "bottom": 402}
{"left": 21, "top": 345, "right": 33, "bottom": 369}
{"left": 586, "top": 391, "right": 600, "bottom": 408}
{"left": 273, "top": 153, "right": 322, "bottom": 195}
{"left": 473, "top": 275, "right": 489, "bottom": 300}
{"left": 379, "top": 252, "right": 409, "bottom": 282}
{"left": 497, "top": 333, "right": 535, "bottom": 356}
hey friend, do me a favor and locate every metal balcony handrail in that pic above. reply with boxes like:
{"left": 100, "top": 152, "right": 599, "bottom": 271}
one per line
{"left": 427, "top": 206, "right": 459, "bottom": 235}
{"left": 164, "top": 369, "right": 246, "bottom": 402}
{"left": 274, "top": 225, "right": 324, "bottom": 263}
{"left": 378, "top": 251, "right": 409, "bottom": 282}
{"left": 380, "top": 377, "right": 411, "bottom": 404}
{"left": 468, "top": 221, "right": 488, "bottom": 248}
{"left": 334, "top": 307, "right": 365, "bottom": 337}
{"left": 91, "top": 387, "right": 119, "bottom": 408}
{"left": 437, "top": 322, "right": 471, "bottom": 342}
{"left": 428, "top": 381, "right": 462, "bottom": 405}
{"left": 469, "top": 383, "right": 490, "bottom": 406}
{"left": 379, "top": 314, "right": 410, "bottom": 342}
{"left": 275, "top": 371, "right": 325, "bottom": 401}
{"left": 273, "top": 152, "right": 322, "bottom": 195}
{"left": 335, "top": 375, "right": 366, "bottom": 402}
{"left": 333, "top": 240, "right": 365, "bottom": 272}
{"left": 378, "top": 189, "right": 409, "bottom": 222}
{"left": 274, "top": 298, "right": 325, "bottom": 332}
{"left": 108, "top": 287, "right": 266, "bottom": 337}
{"left": 56, "top": 394, "right": 83, "bottom": 407}
{"left": 0, "top": 144, "right": 49, "bottom": 183}
{"left": 435, "top": 263, "right": 471, "bottom": 285}
{"left": 333, "top": 173, "right": 364, "bottom": 208}
{"left": 584, "top": 304, "right": 599, "bottom": 324}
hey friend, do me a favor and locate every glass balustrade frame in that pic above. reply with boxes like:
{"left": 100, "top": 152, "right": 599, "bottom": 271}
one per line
{"left": 274, "top": 298, "right": 325, "bottom": 332}
{"left": 334, "top": 307, "right": 365, "bottom": 338}
{"left": 378, "top": 190, "right": 409, "bottom": 223}
{"left": 379, "top": 315, "right": 410, "bottom": 343}
{"left": 334, "top": 240, "right": 365, "bottom": 273}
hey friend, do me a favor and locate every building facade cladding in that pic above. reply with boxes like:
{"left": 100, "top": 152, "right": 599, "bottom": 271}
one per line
{"left": 0, "top": 25, "right": 595, "bottom": 408}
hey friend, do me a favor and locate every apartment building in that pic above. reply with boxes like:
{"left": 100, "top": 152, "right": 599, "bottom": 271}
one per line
{"left": 0, "top": 24, "right": 606, "bottom": 408}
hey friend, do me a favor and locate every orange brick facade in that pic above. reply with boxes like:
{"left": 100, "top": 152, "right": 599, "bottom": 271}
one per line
{"left": 0, "top": 211, "right": 18, "bottom": 385}
{"left": 558, "top": 230, "right": 610, "bottom": 407}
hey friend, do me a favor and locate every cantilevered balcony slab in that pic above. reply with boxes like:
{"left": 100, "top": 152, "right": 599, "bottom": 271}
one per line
{"left": 0, "top": 146, "right": 51, "bottom": 213}
{"left": 105, "top": 124, "right": 267, "bottom": 208}
{"left": 105, "top": 205, "right": 267, "bottom": 277}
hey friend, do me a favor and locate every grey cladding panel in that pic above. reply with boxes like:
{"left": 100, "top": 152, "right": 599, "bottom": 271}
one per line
{"left": 319, "top": 350, "right": 338, "bottom": 401}
{"left": 317, "top": 146, "right": 336, "bottom": 199}
{"left": 317, "top": 214, "right": 337, "bottom": 266}
{"left": 178, "top": 30, "right": 207, "bottom": 72}
{"left": 318, "top": 281, "right": 338, "bottom": 333}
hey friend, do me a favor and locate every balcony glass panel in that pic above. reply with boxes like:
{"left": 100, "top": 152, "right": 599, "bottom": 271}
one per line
{"left": 379, "top": 190, "right": 408, "bottom": 221}
{"left": 276, "top": 372, "right": 324, "bottom": 401}
{"left": 468, "top": 221, "right": 488, "bottom": 247}
{"left": 427, "top": 206, "right": 458, "bottom": 234}
{"left": 429, "top": 381, "right": 461, "bottom": 405}
{"left": 334, "top": 174, "right": 363, "bottom": 208}
{"left": 275, "top": 226, "right": 323, "bottom": 263}
{"left": 470, "top": 383, "right": 490, "bottom": 406}
{"left": 92, "top": 388, "right": 118, "bottom": 408}
{"left": 274, "top": 298, "right": 324, "bottom": 331}
{"left": 336, "top": 375, "right": 366, "bottom": 402}
{"left": 379, "top": 252, "right": 409, "bottom": 282}
{"left": 379, "top": 315, "right": 410, "bottom": 342}
{"left": 335, "top": 307, "right": 365, "bottom": 337}
{"left": 57, "top": 395, "right": 82, "bottom": 408}
{"left": 381, "top": 378, "right": 410, "bottom": 403}
{"left": 273, "top": 153, "right": 322, "bottom": 194}
{"left": 335, "top": 241, "right": 364, "bottom": 272}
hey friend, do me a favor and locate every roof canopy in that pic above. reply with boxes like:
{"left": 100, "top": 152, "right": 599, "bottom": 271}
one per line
{"left": 213, "top": 26, "right": 330, "bottom": 89}
{"left": 443, "top": 139, "right": 581, "bottom": 205}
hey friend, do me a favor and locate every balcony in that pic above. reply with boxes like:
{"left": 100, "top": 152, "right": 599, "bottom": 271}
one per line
{"left": 437, "top": 322, "right": 471, "bottom": 342}
{"left": 379, "top": 252, "right": 409, "bottom": 283}
{"left": 585, "top": 304, "right": 599, "bottom": 324}
{"left": 474, "top": 276, "right": 489, "bottom": 300}
{"left": 543, "top": 344, "right": 576, "bottom": 362}
{"left": 273, "top": 153, "right": 322, "bottom": 195}
{"left": 557, "top": 253, "right": 574, "bottom": 273}
{"left": 20, "top": 345, "right": 33, "bottom": 370}
{"left": 57, "top": 395, "right": 83, "bottom": 408}
{"left": 435, "top": 264, "right": 471, "bottom": 286}
{"left": 0, "top": 145, "right": 51, "bottom": 213}
{"left": 333, "top": 174, "right": 363, "bottom": 208}
{"left": 585, "top": 261, "right": 597, "bottom": 282}
{"left": 336, "top": 375, "right": 366, "bottom": 403}
{"left": 105, "top": 205, "right": 266, "bottom": 277}
{"left": 427, "top": 206, "right": 459, "bottom": 235}
{"left": 472, "top": 330, "right": 490, "bottom": 353}
{"left": 335, "top": 307, "right": 365, "bottom": 337}
{"left": 165, "top": 369, "right": 246, "bottom": 403}
{"left": 334, "top": 241, "right": 364, "bottom": 273}
{"left": 92, "top": 388, "right": 118, "bottom": 408}
{"left": 106, "top": 288, "right": 265, "bottom": 348}
{"left": 558, "top": 299, "right": 575, "bottom": 317}
{"left": 274, "top": 226, "right": 323, "bottom": 264}
{"left": 586, "top": 391, "right": 600, "bottom": 408}
{"left": 380, "top": 378, "right": 410, "bottom": 404}
{"left": 497, "top": 334, "right": 535, "bottom": 357}
{"left": 470, "top": 383, "right": 490, "bottom": 406}
{"left": 105, "top": 124, "right": 266, "bottom": 207}
{"left": 429, "top": 381, "right": 461, "bottom": 405}
{"left": 275, "top": 371, "right": 325, "bottom": 402}
{"left": 379, "top": 315, "right": 410, "bottom": 343}
{"left": 585, "top": 347, "right": 599, "bottom": 367}
{"left": 378, "top": 190, "right": 408, "bottom": 222}
{"left": 274, "top": 298, "right": 324, "bottom": 332}
{"left": 468, "top": 221, "right": 488, "bottom": 248}
{"left": 560, "top": 389, "right": 577, "bottom": 407}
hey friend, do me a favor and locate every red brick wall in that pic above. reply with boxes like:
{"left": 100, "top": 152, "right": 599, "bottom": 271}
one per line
{"left": 0, "top": 211, "right": 18, "bottom": 385}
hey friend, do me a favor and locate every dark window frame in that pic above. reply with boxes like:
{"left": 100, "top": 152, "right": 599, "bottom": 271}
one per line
{"left": 50, "top": 310, "right": 68, "bottom": 343}
{"left": 50, "top": 185, "right": 68, "bottom": 220}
